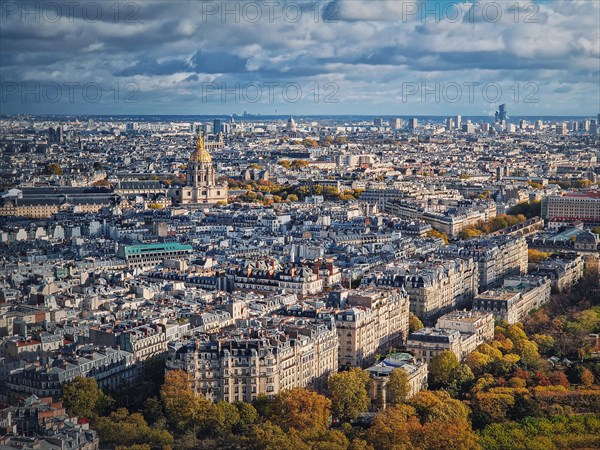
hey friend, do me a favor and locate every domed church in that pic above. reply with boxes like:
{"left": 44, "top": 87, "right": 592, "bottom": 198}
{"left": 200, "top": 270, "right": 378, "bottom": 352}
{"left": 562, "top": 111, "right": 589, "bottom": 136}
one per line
{"left": 171, "top": 133, "right": 228, "bottom": 206}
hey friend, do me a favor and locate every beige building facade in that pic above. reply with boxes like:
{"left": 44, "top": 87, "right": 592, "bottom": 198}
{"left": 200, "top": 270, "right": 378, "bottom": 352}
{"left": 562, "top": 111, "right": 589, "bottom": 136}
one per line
{"left": 335, "top": 289, "right": 410, "bottom": 369}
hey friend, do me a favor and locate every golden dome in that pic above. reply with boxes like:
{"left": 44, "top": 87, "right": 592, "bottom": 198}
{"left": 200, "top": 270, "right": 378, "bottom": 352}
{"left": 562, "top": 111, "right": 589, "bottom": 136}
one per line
{"left": 189, "top": 134, "right": 212, "bottom": 163}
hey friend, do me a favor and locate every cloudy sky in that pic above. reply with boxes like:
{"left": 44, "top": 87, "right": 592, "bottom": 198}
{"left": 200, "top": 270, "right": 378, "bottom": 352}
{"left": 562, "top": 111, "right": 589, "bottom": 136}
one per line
{"left": 1, "top": 0, "right": 598, "bottom": 116}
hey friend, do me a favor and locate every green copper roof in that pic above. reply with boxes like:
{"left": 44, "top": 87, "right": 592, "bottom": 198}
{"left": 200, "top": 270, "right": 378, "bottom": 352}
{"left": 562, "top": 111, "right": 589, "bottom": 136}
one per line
{"left": 124, "top": 243, "right": 193, "bottom": 256}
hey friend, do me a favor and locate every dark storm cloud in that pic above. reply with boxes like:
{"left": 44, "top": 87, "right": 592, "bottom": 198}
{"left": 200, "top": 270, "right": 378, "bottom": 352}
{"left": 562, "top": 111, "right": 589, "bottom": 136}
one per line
{"left": 0, "top": 0, "right": 598, "bottom": 114}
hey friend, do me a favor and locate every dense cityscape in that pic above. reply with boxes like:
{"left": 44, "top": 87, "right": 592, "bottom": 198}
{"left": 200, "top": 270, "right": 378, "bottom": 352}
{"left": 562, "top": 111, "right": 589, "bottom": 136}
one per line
{"left": 2, "top": 0, "right": 600, "bottom": 448}
{"left": 0, "top": 112, "right": 599, "bottom": 449}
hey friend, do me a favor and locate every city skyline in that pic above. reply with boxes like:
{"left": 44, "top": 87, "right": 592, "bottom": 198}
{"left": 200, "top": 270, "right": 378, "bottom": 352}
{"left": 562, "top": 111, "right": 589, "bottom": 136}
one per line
{"left": 1, "top": 0, "right": 599, "bottom": 115}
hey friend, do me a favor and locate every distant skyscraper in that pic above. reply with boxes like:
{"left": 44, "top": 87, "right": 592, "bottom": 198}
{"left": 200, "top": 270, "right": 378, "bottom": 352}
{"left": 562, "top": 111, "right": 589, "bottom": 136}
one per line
{"left": 462, "top": 123, "right": 475, "bottom": 134}
{"left": 213, "top": 119, "right": 223, "bottom": 134}
{"left": 409, "top": 118, "right": 418, "bottom": 130}
{"left": 390, "top": 118, "right": 402, "bottom": 129}
{"left": 519, "top": 119, "right": 527, "bottom": 130}
{"left": 590, "top": 120, "right": 598, "bottom": 135}
{"left": 374, "top": 118, "right": 383, "bottom": 127}
{"left": 583, "top": 119, "right": 590, "bottom": 131}
{"left": 445, "top": 117, "right": 454, "bottom": 130}
{"left": 455, "top": 115, "right": 461, "bottom": 130}
{"left": 497, "top": 104, "right": 507, "bottom": 122}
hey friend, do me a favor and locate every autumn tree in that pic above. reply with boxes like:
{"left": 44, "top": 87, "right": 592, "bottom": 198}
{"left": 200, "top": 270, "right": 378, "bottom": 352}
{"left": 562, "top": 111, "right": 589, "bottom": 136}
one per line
{"left": 528, "top": 249, "right": 551, "bottom": 264}
{"left": 388, "top": 369, "right": 410, "bottom": 405}
{"left": 366, "top": 401, "right": 479, "bottom": 450}
{"left": 579, "top": 367, "right": 595, "bottom": 386}
{"left": 115, "top": 445, "right": 151, "bottom": 450}
{"left": 271, "top": 387, "right": 331, "bottom": 432}
{"left": 45, "top": 162, "right": 63, "bottom": 175}
{"left": 426, "top": 229, "right": 449, "bottom": 244}
{"left": 409, "top": 313, "right": 424, "bottom": 333}
{"left": 328, "top": 368, "right": 371, "bottom": 422}
{"left": 465, "top": 351, "right": 493, "bottom": 376}
{"left": 408, "top": 390, "right": 471, "bottom": 424}
{"left": 459, "top": 228, "right": 483, "bottom": 240}
{"left": 413, "top": 419, "right": 480, "bottom": 450}
{"left": 62, "top": 376, "right": 113, "bottom": 419}
{"left": 160, "top": 370, "right": 210, "bottom": 434}
{"left": 365, "top": 404, "right": 416, "bottom": 450}
{"left": 471, "top": 390, "right": 516, "bottom": 425}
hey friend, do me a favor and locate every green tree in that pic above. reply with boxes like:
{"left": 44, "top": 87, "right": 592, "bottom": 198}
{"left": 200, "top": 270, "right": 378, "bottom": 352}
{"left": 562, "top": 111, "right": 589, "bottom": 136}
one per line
{"left": 302, "top": 429, "right": 350, "bottom": 450}
{"left": 94, "top": 408, "right": 173, "bottom": 448}
{"left": 62, "top": 376, "right": 113, "bottom": 419}
{"left": 513, "top": 339, "right": 542, "bottom": 368}
{"left": 531, "top": 334, "right": 555, "bottom": 355}
{"left": 428, "top": 351, "right": 474, "bottom": 393}
{"left": 252, "top": 394, "right": 273, "bottom": 418}
{"left": 234, "top": 401, "right": 259, "bottom": 433}
{"left": 141, "top": 397, "right": 164, "bottom": 425}
{"left": 204, "top": 401, "right": 241, "bottom": 436}
{"left": 388, "top": 369, "right": 410, "bottom": 405}
{"left": 245, "top": 421, "right": 309, "bottom": 450}
{"left": 328, "top": 368, "right": 371, "bottom": 422}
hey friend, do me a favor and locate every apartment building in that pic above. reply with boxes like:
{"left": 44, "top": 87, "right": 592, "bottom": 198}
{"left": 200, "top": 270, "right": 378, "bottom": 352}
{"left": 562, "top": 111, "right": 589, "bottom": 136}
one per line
{"left": 334, "top": 289, "right": 410, "bottom": 369}
{"left": 473, "top": 275, "right": 552, "bottom": 324}
{"left": 406, "top": 328, "right": 463, "bottom": 364}
{"left": 438, "top": 235, "right": 528, "bottom": 290}
{"left": 228, "top": 262, "right": 324, "bottom": 296}
{"left": 541, "top": 191, "right": 600, "bottom": 225}
{"left": 530, "top": 253, "right": 584, "bottom": 292}
{"left": 436, "top": 310, "right": 495, "bottom": 357}
{"left": 89, "top": 323, "right": 176, "bottom": 363}
{"left": 165, "top": 319, "right": 338, "bottom": 402}
{"left": 363, "top": 258, "right": 479, "bottom": 322}
{"left": 6, "top": 348, "right": 136, "bottom": 401}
